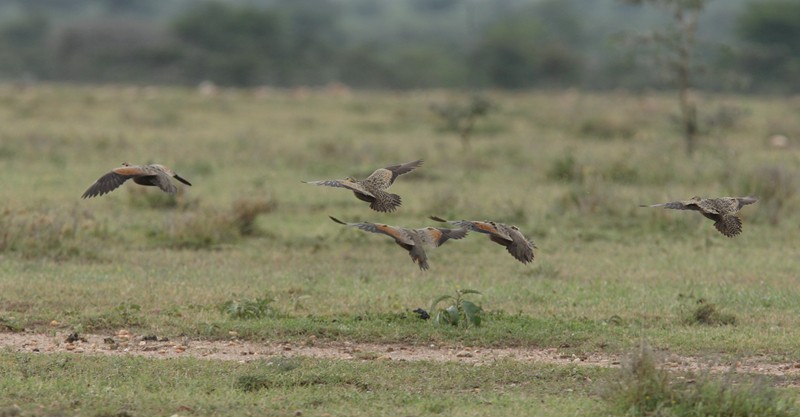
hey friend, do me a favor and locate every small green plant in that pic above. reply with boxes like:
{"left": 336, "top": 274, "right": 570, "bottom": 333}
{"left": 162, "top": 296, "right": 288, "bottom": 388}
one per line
{"left": 0, "top": 316, "right": 23, "bottom": 332}
{"left": 219, "top": 295, "right": 276, "bottom": 320}
{"left": 113, "top": 302, "right": 142, "bottom": 324}
{"left": 429, "top": 289, "right": 483, "bottom": 327}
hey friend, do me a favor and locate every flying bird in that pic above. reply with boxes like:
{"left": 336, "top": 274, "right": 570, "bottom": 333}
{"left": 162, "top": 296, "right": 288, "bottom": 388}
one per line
{"left": 303, "top": 160, "right": 423, "bottom": 212}
{"left": 639, "top": 196, "right": 758, "bottom": 237}
{"left": 429, "top": 216, "right": 537, "bottom": 264}
{"left": 82, "top": 163, "right": 192, "bottom": 198}
{"left": 329, "top": 216, "right": 467, "bottom": 270}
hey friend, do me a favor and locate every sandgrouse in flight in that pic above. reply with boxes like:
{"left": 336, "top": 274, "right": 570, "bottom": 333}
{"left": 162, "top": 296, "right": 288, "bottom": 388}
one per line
{"left": 82, "top": 163, "right": 192, "bottom": 198}
{"left": 430, "top": 216, "right": 537, "bottom": 264}
{"left": 303, "top": 160, "right": 423, "bottom": 212}
{"left": 329, "top": 216, "right": 467, "bottom": 270}
{"left": 640, "top": 196, "right": 758, "bottom": 237}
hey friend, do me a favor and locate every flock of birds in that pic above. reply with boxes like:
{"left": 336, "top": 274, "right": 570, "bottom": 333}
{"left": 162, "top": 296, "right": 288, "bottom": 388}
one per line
{"left": 81, "top": 160, "right": 758, "bottom": 271}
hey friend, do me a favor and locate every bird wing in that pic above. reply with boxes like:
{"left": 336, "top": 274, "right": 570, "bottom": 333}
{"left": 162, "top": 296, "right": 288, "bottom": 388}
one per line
{"left": 640, "top": 200, "right": 702, "bottom": 211}
{"left": 329, "top": 216, "right": 414, "bottom": 245}
{"left": 408, "top": 243, "right": 430, "bottom": 270}
{"left": 368, "top": 190, "right": 402, "bottom": 213}
{"left": 713, "top": 214, "right": 743, "bottom": 238}
{"left": 428, "top": 216, "right": 508, "bottom": 238}
{"left": 735, "top": 196, "right": 758, "bottom": 209}
{"left": 384, "top": 159, "right": 423, "bottom": 184}
{"left": 501, "top": 225, "right": 536, "bottom": 264}
{"left": 81, "top": 165, "right": 144, "bottom": 198}
{"left": 153, "top": 171, "right": 178, "bottom": 194}
{"left": 415, "top": 227, "right": 468, "bottom": 247}
{"left": 304, "top": 179, "right": 375, "bottom": 197}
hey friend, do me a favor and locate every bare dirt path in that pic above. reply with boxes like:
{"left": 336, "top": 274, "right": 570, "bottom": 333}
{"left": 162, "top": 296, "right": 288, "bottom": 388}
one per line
{"left": 3, "top": 330, "right": 800, "bottom": 380}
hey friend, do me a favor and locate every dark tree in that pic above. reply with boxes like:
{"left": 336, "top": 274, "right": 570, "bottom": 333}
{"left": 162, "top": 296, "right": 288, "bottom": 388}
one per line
{"left": 736, "top": 1, "right": 800, "bottom": 93}
{"left": 622, "top": 0, "right": 711, "bottom": 156}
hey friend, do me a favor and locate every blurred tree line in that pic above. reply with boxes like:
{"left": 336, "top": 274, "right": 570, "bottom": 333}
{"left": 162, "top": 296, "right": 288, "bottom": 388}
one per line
{"left": 0, "top": 0, "right": 796, "bottom": 93}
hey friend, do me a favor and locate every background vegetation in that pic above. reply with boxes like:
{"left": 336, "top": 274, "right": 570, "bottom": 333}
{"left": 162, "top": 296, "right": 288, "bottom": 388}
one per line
{"left": 0, "top": 0, "right": 798, "bottom": 92}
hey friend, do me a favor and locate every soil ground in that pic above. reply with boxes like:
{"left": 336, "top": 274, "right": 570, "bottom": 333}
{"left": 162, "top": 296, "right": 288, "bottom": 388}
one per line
{"left": 3, "top": 331, "right": 800, "bottom": 382}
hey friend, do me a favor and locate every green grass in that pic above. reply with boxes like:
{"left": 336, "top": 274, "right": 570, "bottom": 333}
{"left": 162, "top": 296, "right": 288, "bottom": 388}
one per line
{"left": 0, "top": 352, "right": 603, "bottom": 416}
{"left": 2, "top": 84, "right": 800, "bottom": 414}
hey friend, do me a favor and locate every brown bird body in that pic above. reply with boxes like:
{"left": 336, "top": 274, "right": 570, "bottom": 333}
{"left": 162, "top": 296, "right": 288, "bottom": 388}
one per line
{"left": 329, "top": 216, "right": 467, "bottom": 270}
{"left": 303, "top": 160, "right": 423, "bottom": 212}
{"left": 640, "top": 196, "right": 758, "bottom": 237}
{"left": 82, "top": 163, "right": 192, "bottom": 198}
{"left": 430, "top": 216, "right": 536, "bottom": 264}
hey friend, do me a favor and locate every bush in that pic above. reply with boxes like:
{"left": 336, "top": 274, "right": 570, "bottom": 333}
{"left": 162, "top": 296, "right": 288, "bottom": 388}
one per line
{"left": 604, "top": 344, "right": 800, "bottom": 416}
{"left": 685, "top": 300, "right": 736, "bottom": 326}
{"left": 0, "top": 206, "right": 106, "bottom": 260}
{"left": 231, "top": 196, "right": 277, "bottom": 236}
{"left": 149, "top": 196, "right": 276, "bottom": 249}
{"left": 546, "top": 152, "right": 584, "bottom": 183}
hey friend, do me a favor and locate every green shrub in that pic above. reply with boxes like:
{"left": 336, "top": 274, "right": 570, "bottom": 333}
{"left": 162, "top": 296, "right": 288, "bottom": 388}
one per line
{"left": 219, "top": 295, "right": 277, "bottom": 320}
{"left": 685, "top": 300, "right": 736, "bottom": 326}
{"left": 604, "top": 344, "right": 800, "bottom": 416}
{"left": 547, "top": 152, "right": 584, "bottom": 183}
{"left": 231, "top": 196, "right": 277, "bottom": 236}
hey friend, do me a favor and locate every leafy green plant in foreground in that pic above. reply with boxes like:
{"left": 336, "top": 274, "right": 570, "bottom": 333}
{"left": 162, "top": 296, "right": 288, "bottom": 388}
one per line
{"left": 430, "top": 289, "right": 483, "bottom": 328}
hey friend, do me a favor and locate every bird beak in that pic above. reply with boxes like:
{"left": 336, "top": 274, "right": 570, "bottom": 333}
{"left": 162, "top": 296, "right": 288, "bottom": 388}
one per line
{"left": 175, "top": 175, "right": 192, "bottom": 186}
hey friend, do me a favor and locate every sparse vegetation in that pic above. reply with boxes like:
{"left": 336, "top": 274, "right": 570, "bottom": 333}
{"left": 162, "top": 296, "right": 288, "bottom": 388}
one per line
{"left": 1, "top": 86, "right": 800, "bottom": 416}
{"left": 604, "top": 344, "right": 799, "bottom": 416}
{"left": 0, "top": 206, "right": 106, "bottom": 260}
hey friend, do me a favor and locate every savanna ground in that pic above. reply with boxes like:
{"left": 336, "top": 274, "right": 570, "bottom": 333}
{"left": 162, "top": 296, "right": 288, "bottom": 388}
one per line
{"left": 1, "top": 84, "right": 800, "bottom": 416}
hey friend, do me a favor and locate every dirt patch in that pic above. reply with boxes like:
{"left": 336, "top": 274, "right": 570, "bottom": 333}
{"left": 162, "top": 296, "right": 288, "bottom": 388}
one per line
{"left": 3, "top": 331, "right": 800, "bottom": 379}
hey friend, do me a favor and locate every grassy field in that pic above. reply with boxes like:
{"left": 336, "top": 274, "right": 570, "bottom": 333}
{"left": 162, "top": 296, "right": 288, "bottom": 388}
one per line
{"left": 1, "top": 84, "right": 800, "bottom": 415}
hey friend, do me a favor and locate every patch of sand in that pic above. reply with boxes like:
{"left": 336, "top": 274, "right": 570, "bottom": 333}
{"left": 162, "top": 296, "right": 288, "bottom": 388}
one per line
{"left": 3, "top": 331, "right": 800, "bottom": 380}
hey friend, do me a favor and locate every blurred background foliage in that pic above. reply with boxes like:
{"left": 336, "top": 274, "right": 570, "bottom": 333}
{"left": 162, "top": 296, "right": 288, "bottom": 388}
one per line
{"left": 0, "top": 0, "right": 797, "bottom": 93}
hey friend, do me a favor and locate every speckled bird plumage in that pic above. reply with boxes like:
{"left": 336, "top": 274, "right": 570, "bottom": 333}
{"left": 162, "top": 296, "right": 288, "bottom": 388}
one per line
{"left": 430, "top": 216, "right": 537, "bottom": 264}
{"left": 303, "top": 160, "right": 423, "bottom": 212}
{"left": 329, "top": 216, "right": 467, "bottom": 270}
{"left": 82, "top": 163, "right": 192, "bottom": 198}
{"left": 640, "top": 196, "right": 758, "bottom": 237}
